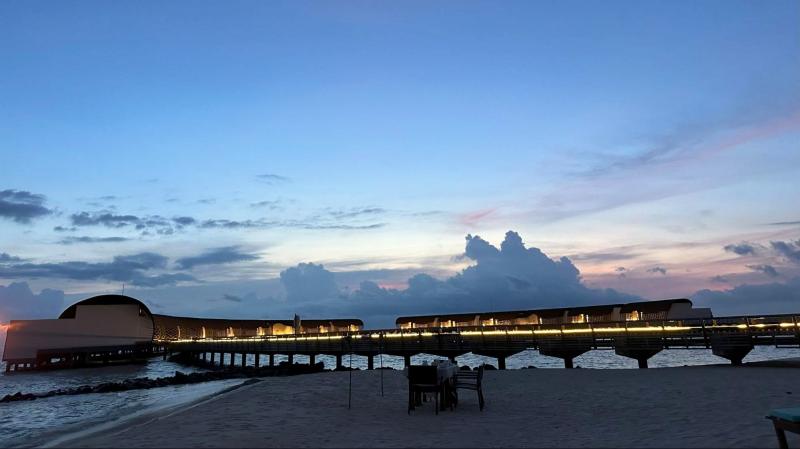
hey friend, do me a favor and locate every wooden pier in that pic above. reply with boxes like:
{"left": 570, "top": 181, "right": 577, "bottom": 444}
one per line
{"left": 162, "top": 314, "right": 800, "bottom": 370}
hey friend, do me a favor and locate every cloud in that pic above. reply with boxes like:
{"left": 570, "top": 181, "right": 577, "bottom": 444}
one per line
{"left": 0, "top": 252, "right": 195, "bottom": 287}
{"left": 647, "top": 267, "right": 667, "bottom": 275}
{"left": 69, "top": 211, "right": 189, "bottom": 235}
{"left": 53, "top": 226, "right": 77, "bottom": 232}
{"left": 692, "top": 277, "right": 800, "bottom": 315}
{"left": 767, "top": 220, "right": 800, "bottom": 226}
{"left": 251, "top": 200, "right": 281, "bottom": 209}
{"left": 746, "top": 264, "right": 780, "bottom": 278}
{"left": 278, "top": 231, "right": 637, "bottom": 327}
{"left": 723, "top": 242, "right": 758, "bottom": 256}
{"left": 58, "top": 236, "right": 130, "bottom": 245}
{"left": 615, "top": 267, "right": 628, "bottom": 278}
{"left": 326, "top": 207, "right": 385, "bottom": 219}
{"left": 221, "top": 294, "right": 243, "bottom": 303}
{"left": 70, "top": 211, "right": 142, "bottom": 228}
{"left": 280, "top": 262, "right": 340, "bottom": 303}
{"left": 256, "top": 173, "right": 290, "bottom": 184}
{"left": 569, "top": 251, "right": 639, "bottom": 262}
{"left": 771, "top": 240, "right": 800, "bottom": 263}
{"left": 710, "top": 275, "right": 730, "bottom": 283}
{"left": 0, "top": 189, "right": 52, "bottom": 223}
{"left": 173, "top": 216, "right": 197, "bottom": 226}
{"left": 0, "top": 282, "right": 64, "bottom": 321}
{"left": 175, "top": 246, "right": 259, "bottom": 270}
{"left": 0, "top": 253, "right": 23, "bottom": 263}
{"left": 199, "top": 218, "right": 385, "bottom": 231}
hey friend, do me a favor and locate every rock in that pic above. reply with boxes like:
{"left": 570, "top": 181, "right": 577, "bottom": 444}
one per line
{"left": 459, "top": 366, "right": 472, "bottom": 371}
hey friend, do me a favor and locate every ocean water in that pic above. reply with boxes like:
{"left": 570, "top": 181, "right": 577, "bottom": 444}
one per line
{"left": 0, "top": 358, "right": 242, "bottom": 447}
{"left": 1, "top": 346, "right": 798, "bottom": 446}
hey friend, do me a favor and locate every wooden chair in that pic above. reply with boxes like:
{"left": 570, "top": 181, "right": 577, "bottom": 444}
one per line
{"left": 408, "top": 365, "right": 441, "bottom": 415}
{"left": 454, "top": 364, "right": 485, "bottom": 411}
{"left": 767, "top": 408, "right": 800, "bottom": 449}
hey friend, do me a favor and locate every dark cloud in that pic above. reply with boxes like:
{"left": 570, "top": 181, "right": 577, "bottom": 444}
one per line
{"left": 0, "top": 252, "right": 194, "bottom": 287}
{"left": 197, "top": 198, "right": 216, "bottom": 205}
{"left": 692, "top": 277, "right": 800, "bottom": 315}
{"left": 58, "top": 236, "right": 130, "bottom": 245}
{"left": 70, "top": 212, "right": 141, "bottom": 228}
{"left": 746, "top": 264, "right": 780, "bottom": 277}
{"left": 70, "top": 211, "right": 180, "bottom": 234}
{"left": 768, "top": 221, "right": 800, "bottom": 226}
{"left": 250, "top": 200, "right": 281, "bottom": 209}
{"left": 222, "top": 294, "right": 243, "bottom": 303}
{"left": 53, "top": 226, "right": 77, "bottom": 232}
{"left": 0, "top": 189, "right": 52, "bottom": 223}
{"left": 199, "top": 219, "right": 265, "bottom": 229}
{"left": 723, "top": 242, "right": 757, "bottom": 256}
{"left": 771, "top": 240, "right": 800, "bottom": 263}
{"left": 327, "top": 207, "right": 385, "bottom": 219}
{"left": 647, "top": 267, "right": 667, "bottom": 275}
{"left": 614, "top": 266, "right": 628, "bottom": 278}
{"left": 710, "top": 275, "right": 730, "bottom": 283}
{"left": 172, "top": 216, "right": 197, "bottom": 226}
{"left": 0, "top": 253, "right": 23, "bottom": 263}
{"left": 256, "top": 173, "right": 290, "bottom": 184}
{"left": 0, "top": 282, "right": 64, "bottom": 321}
{"left": 199, "top": 218, "right": 384, "bottom": 231}
{"left": 175, "top": 246, "right": 259, "bottom": 270}
{"left": 278, "top": 231, "right": 637, "bottom": 327}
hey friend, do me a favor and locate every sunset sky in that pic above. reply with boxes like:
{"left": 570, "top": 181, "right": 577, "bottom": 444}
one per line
{"left": 1, "top": 1, "right": 799, "bottom": 326}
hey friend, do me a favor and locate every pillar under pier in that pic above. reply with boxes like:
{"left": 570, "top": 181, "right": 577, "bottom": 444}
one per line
{"left": 711, "top": 334, "right": 753, "bottom": 366}
{"left": 287, "top": 354, "right": 294, "bottom": 365}
{"left": 404, "top": 354, "right": 412, "bottom": 368}
{"left": 269, "top": 354, "right": 274, "bottom": 367}
{"left": 614, "top": 335, "right": 664, "bottom": 369}
{"left": 537, "top": 336, "right": 593, "bottom": 369}
{"left": 336, "top": 354, "right": 343, "bottom": 369}
{"left": 367, "top": 355, "right": 374, "bottom": 370}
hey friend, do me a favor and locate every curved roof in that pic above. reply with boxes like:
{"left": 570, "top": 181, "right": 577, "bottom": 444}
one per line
{"left": 59, "top": 294, "right": 153, "bottom": 319}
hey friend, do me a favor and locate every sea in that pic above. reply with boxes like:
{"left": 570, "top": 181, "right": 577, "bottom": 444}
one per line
{"left": 1, "top": 346, "right": 799, "bottom": 447}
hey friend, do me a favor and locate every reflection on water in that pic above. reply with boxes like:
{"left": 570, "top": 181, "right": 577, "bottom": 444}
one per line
{"left": 0, "top": 347, "right": 798, "bottom": 446}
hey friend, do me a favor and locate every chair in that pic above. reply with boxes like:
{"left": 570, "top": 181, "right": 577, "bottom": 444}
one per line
{"left": 453, "top": 364, "right": 485, "bottom": 411}
{"left": 767, "top": 407, "right": 800, "bottom": 449}
{"left": 408, "top": 365, "right": 441, "bottom": 415}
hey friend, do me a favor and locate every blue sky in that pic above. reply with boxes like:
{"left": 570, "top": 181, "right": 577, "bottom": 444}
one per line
{"left": 1, "top": 1, "right": 799, "bottom": 326}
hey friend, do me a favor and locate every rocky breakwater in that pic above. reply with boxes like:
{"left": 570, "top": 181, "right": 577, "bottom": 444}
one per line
{"left": 1, "top": 361, "right": 326, "bottom": 404}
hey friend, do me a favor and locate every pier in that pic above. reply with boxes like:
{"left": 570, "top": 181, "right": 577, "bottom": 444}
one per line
{"left": 161, "top": 314, "right": 800, "bottom": 370}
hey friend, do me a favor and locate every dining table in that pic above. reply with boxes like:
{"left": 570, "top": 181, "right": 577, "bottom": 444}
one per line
{"left": 405, "top": 361, "right": 458, "bottom": 411}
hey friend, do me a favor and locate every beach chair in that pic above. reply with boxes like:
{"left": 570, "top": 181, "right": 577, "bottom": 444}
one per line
{"left": 408, "top": 365, "right": 441, "bottom": 415}
{"left": 453, "top": 364, "right": 484, "bottom": 411}
{"left": 767, "top": 408, "right": 800, "bottom": 449}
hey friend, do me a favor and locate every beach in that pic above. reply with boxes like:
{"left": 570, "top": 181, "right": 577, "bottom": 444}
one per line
{"left": 56, "top": 364, "right": 800, "bottom": 448}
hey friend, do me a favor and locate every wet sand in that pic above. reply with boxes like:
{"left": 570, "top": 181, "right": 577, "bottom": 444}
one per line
{"left": 58, "top": 365, "right": 800, "bottom": 448}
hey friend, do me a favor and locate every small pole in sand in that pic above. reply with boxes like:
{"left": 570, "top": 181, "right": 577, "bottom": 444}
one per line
{"left": 379, "top": 333, "right": 384, "bottom": 397}
{"left": 348, "top": 351, "right": 353, "bottom": 409}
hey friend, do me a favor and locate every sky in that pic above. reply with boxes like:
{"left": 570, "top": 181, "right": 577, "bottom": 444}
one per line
{"left": 1, "top": 0, "right": 799, "bottom": 328}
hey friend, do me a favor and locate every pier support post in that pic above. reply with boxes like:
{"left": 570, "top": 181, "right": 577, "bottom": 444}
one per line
{"left": 309, "top": 354, "right": 315, "bottom": 365}
{"left": 367, "top": 355, "right": 374, "bottom": 370}
{"left": 210, "top": 352, "right": 216, "bottom": 364}
{"left": 711, "top": 334, "right": 753, "bottom": 366}
{"left": 241, "top": 353, "right": 247, "bottom": 367}
{"left": 255, "top": 354, "right": 260, "bottom": 368}
{"left": 497, "top": 356, "right": 507, "bottom": 370}
{"left": 336, "top": 354, "right": 343, "bottom": 369}
{"left": 538, "top": 336, "right": 592, "bottom": 369}
{"left": 269, "top": 353, "right": 274, "bottom": 367}
{"left": 404, "top": 354, "right": 412, "bottom": 368}
{"left": 614, "top": 336, "right": 663, "bottom": 369}
{"left": 229, "top": 353, "right": 235, "bottom": 367}
{"left": 288, "top": 354, "right": 294, "bottom": 365}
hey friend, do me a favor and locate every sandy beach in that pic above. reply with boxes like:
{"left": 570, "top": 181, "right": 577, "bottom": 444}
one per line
{"left": 55, "top": 364, "right": 800, "bottom": 448}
